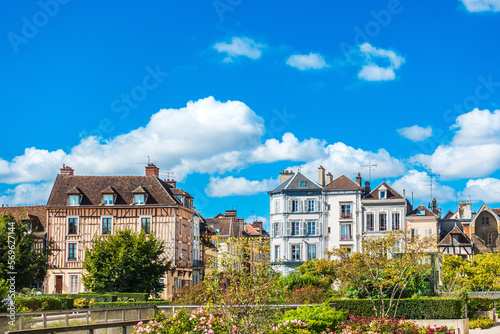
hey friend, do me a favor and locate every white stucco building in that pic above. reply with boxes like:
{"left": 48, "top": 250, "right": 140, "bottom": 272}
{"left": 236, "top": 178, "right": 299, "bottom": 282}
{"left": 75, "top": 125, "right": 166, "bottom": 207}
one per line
{"left": 269, "top": 170, "right": 324, "bottom": 275}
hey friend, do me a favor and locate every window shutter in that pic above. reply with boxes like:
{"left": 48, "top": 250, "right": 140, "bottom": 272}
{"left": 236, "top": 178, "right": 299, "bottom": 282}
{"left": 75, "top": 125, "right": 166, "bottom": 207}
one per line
{"left": 270, "top": 201, "right": 273, "bottom": 214}
{"left": 270, "top": 223, "right": 274, "bottom": 237}
{"left": 286, "top": 221, "right": 291, "bottom": 236}
{"left": 288, "top": 199, "right": 292, "bottom": 213}
{"left": 319, "top": 222, "right": 322, "bottom": 236}
{"left": 301, "top": 221, "right": 306, "bottom": 236}
{"left": 298, "top": 200, "right": 303, "bottom": 212}
{"left": 280, "top": 222, "right": 283, "bottom": 236}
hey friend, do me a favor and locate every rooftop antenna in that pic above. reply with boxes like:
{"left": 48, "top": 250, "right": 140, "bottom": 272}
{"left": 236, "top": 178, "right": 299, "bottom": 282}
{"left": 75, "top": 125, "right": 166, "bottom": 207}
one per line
{"left": 362, "top": 164, "right": 377, "bottom": 182}
{"left": 160, "top": 171, "right": 175, "bottom": 179}
{"left": 137, "top": 156, "right": 155, "bottom": 166}
{"left": 426, "top": 168, "right": 440, "bottom": 202}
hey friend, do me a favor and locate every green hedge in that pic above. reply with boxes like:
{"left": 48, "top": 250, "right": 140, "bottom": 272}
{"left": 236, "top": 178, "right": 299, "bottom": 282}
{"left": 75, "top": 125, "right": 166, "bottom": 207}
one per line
{"left": 15, "top": 296, "right": 63, "bottom": 311}
{"left": 329, "top": 298, "right": 463, "bottom": 319}
{"left": 468, "top": 297, "right": 496, "bottom": 314}
{"left": 65, "top": 293, "right": 149, "bottom": 302}
{"left": 91, "top": 300, "right": 169, "bottom": 308}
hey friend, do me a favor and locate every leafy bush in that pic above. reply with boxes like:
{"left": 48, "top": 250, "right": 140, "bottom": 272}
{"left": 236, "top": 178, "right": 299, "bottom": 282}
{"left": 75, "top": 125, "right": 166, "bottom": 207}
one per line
{"left": 59, "top": 296, "right": 74, "bottom": 309}
{"left": 171, "top": 283, "right": 207, "bottom": 305}
{"left": 329, "top": 298, "right": 463, "bottom": 319}
{"left": 14, "top": 296, "right": 62, "bottom": 311}
{"left": 91, "top": 300, "right": 169, "bottom": 308}
{"left": 469, "top": 316, "right": 494, "bottom": 329}
{"left": 336, "top": 316, "right": 455, "bottom": 334}
{"left": 468, "top": 297, "right": 494, "bottom": 314}
{"left": 74, "top": 297, "right": 89, "bottom": 308}
{"left": 282, "top": 272, "right": 329, "bottom": 291}
{"left": 271, "top": 319, "right": 311, "bottom": 333}
{"left": 281, "top": 304, "right": 345, "bottom": 333}
{"left": 285, "top": 286, "right": 331, "bottom": 304}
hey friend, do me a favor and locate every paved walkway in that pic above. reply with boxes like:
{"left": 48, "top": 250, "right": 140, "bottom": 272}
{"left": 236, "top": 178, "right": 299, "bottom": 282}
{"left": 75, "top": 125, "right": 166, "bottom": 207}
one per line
{"left": 469, "top": 323, "right": 500, "bottom": 333}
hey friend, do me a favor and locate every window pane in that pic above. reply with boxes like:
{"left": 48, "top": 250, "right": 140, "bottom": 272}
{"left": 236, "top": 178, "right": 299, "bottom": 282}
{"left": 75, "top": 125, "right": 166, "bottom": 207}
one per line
{"left": 142, "top": 217, "right": 151, "bottom": 233}
{"left": 68, "top": 218, "right": 78, "bottom": 234}
{"left": 102, "top": 218, "right": 112, "bottom": 234}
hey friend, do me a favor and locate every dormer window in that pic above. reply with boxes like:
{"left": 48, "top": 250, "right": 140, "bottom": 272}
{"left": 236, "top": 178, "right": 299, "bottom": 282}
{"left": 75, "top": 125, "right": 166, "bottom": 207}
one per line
{"left": 69, "top": 195, "right": 80, "bottom": 206}
{"left": 300, "top": 181, "right": 307, "bottom": 187}
{"left": 103, "top": 195, "right": 114, "bottom": 205}
{"left": 380, "top": 191, "right": 386, "bottom": 199}
{"left": 378, "top": 185, "right": 388, "bottom": 199}
{"left": 132, "top": 186, "right": 148, "bottom": 205}
{"left": 417, "top": 209, "right": 425, "bottom": 216}
{"left": 135, "top": 194, "right": 145, "bottom": 205}
{"left": 101, "top": 186, "right": 116, "bottom": 205}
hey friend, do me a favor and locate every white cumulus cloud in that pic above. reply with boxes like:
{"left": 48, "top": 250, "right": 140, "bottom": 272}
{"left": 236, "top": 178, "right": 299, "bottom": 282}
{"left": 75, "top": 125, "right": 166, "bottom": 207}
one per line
{"left": 357, "top": 43, "right": 405, "bottom": 81}
{"left": 412, "top": 108, "right": 500, "bottom": 179}
{"left": 397, "top": 125, "right": 433, "bottom": 142}
{"left": 205, "top": 176, "right": 278, "bottom": 197}
{"left": 213, "top": 37, "right": 266, "bottom": 62}
{"left": 461, "top": 178, "right": 500, "bottom": 203}
{"left": 286, "top": 53, "right": 329, "bottom": 70}
{"left": 0, "top": 182, "right": 53, "bottom": 206}
{"left": 461, "top": 0, "right": 500, "bottom": 12}
{"left": 391, "top": 170, "right": 455, "bottom": 204}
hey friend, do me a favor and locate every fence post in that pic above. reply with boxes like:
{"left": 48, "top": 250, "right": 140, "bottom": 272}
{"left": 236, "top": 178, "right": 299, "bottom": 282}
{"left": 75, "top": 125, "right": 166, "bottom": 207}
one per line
{"left": 105, "top": 309, "right": 108, "bottom": 323}
{"left": 122, "top": 309, "right": 125, "bottom": 321}
{"left": 86, "top": 309, "right": 90, "bottom": 324}
{"left": 42, "top": 313, "right": 47, "bottom": 328}
{"left": 122, "top": 325, "right": 127, "bottom": 334}
{"left": 18, "top": 315, "right": 23, "bottom": 330}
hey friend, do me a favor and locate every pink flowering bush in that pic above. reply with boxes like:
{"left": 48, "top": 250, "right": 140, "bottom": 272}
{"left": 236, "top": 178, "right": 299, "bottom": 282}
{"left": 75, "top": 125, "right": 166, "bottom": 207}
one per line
{"left": 271, "top": 319, "right": 311, "bottom": 333}
{"left": 132, "top": 308, "right": 234, "bottom": 334}
{"left": 335, "top": 315, "right": 455, "bottom": 334}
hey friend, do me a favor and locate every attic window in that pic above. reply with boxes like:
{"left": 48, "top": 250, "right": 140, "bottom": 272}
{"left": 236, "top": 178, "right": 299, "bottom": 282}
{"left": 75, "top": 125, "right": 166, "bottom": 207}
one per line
{"left": 452, "top": 234, "right": 459, "bottom": 245}
{"left": 103, "top": 194, "right": 114, "bottom": 205}
{"left": 380, "top": 191, "right": 386, "bottom": 199}
{"left": 300, "top": 181, "right": 307, "bottom": 187}
{"left": 69, "top": 195, "right": 80, "bottom": 206}
{"left": 134, "top": 194, "right": 145, "bottom": 205}
{"left": 417, "top": 209, "right": 425, "bottom": 216}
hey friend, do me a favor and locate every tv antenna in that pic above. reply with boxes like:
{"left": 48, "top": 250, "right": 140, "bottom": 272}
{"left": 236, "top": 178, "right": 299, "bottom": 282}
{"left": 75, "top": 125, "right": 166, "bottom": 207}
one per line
{"left": 137, "top": 156, "right": 155, "bottom": 165}
{"left": 426, "top": 168, "right": 440, "bottom": 201}
{"left": 361, "top": 164, "right": 377, "bottom": 182}
{"left": 160, "top": 171, "right": 175, "bottom": 179}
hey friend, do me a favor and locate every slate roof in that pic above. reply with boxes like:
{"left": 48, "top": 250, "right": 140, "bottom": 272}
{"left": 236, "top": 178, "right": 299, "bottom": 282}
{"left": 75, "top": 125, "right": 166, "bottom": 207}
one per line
{"left": 171, "top": 188, "right": 193, "bottom": 199}
{"left": 0, "top": 205, "right": 47, "bottom": 234}
{"left": 408, "top": 205, "right": 437, "bottom": 217}
{"left": 363, "top": 182, "right": 404, "bottom": 200}
{"left": 47, "top": 174, "right": 181, "bottom": 207}
{"left": 269, "top": 172, "right": 322, "bottom": 194}
{"left": 324, "top": 175, "right": 361, "bottom": 190}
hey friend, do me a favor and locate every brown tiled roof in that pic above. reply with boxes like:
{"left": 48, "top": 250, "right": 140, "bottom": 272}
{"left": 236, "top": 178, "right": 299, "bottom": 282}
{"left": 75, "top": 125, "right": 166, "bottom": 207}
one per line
{"left": 0, "top": 205, "right": 47, "bottom": 233}
{"left": 408, "top": 205, "right": 437, "bottom": 217}
{"left": 364, "top": 182, "right": 404, "bottom": 200}
{"left": 324, "top": 175, "right": 361, "bottom": 190}
{"left": 47, "top": 174, "right": 179, "bottom": 206}
{"left": 206, "top": 214, "right": 244, "bottom": 237}
{"left": 439, "top": 225, "right": 472, "bottom": 245}
{"left": 171, "top": 188, "right": 193, "bottom": 199}
{"left": 492, "top": 208, "right": 500, "bottom": 216}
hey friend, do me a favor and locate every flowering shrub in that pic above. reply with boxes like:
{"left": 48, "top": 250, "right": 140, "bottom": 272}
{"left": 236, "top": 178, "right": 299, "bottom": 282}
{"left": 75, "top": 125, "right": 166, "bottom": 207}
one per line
{"left": 271, "top": 319, "right": 311, "bottom": 333}
{"left": 281, "top": 304, "right": 345, "bottom": 333}
{"left": 285, "top": 286, "right": 330, "bottom": 304}
{"left": 469, "top": 316, "right": 494, "bottom": 329}
{"left": 336, "top": 316, "right": 455, "bottom": 334}
{"left": 132, "top": 308, "right": 234, "bottom": 334}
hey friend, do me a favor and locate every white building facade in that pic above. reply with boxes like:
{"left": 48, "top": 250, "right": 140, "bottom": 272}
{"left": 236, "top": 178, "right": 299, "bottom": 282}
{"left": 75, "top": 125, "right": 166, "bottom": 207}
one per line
{"left": 361, "top": 182, "right": 410, "bottom": 239}
{"left": 269, "top": 171, "right": 324, "bottom": 276}
{"left": 323, "top": 173, "right": 365, "bottom": 255}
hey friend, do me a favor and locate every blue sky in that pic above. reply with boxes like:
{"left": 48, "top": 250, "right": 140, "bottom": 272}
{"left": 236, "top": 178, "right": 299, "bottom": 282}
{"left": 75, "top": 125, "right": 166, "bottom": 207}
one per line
{"left": 1, "top": 0, "right": 500, "bottom": 228}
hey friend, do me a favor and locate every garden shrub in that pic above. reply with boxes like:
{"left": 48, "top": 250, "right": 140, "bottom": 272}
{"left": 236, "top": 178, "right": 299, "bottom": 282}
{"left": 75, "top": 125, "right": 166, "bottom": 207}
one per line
{"left": 336, "top": 315, "right": 455, "bottom": 334}
{"left": 171, "top": 283, "right": 207, "bottom": 305}
{"left": 91, "top": 300, "right": 169, "bottom": 308}
{"left": 469, "top": 316, "right": 494, "bottom": 329}
{"left": 282, "top": 272, "right": 329, "bottom": 291}
{"left": 329, "top": 298, "right": 463, "bottom": 319}
{"left": 284, "top": 286, "right": 331, "bottom": 305}
{"left": 59, "top": 296, "right": 74, "bottom": 309}
{"left": 281, "top": 303, "right": 345, "bottom": 333}
{"left": 467, "top": 297, "right": 493, "bottom": 314}
{"left": 14, "top": 296, "right": 62, "bottom": 311}
{"left": 74, "top": 297, "right": 89, "bottom": 308}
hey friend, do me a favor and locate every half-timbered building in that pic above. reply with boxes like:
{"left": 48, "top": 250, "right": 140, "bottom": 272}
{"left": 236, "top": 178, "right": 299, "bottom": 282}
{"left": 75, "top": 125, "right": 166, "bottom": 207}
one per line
{"left": 45, "top": 164, "right": 198, "bottom": 299}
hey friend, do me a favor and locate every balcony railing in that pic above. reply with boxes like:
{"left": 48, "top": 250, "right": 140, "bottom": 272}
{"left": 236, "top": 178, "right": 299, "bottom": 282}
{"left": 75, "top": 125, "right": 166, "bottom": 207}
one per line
{"left": 366, "top": 226, "right": 374, "bottom": 231}
{"left": 340, "top": 234, "right": 352, "bottom": 240}
{"left": 192, "top": 260, "right": 204, "bottom": 268}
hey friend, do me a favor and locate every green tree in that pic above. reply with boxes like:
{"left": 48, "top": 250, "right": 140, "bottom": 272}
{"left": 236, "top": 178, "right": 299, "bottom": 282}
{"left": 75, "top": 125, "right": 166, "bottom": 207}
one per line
{"left": 327, "top": 229, "right": 437, "bottom": 318}
{"left": 204, "top": 236, "right": 285, "bottom": 334}
{"left": 82, "top": 229, "right": 170, "bottom": 295}
{"left": 0, "top": 213, "right": 51, "bottom": 290}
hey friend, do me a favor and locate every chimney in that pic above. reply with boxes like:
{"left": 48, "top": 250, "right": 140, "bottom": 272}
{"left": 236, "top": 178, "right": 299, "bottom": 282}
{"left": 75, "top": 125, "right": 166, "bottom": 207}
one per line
{"left": 458, "top": 201, "right": 472, "bottom": 219}
{"left": 165, "top": 179, "right": 177, "bottom": 188}
{"left": 432, "top": 198, "right": 437, "bottom": 214}
{"left": 252, "top": 220, "right": 263, "bottom": 231}
{"left": 225, "top": 209, "right": 237, "bottom": 217}
{"left": 279, "top": 170, "right": 294, "bottom": 184}
{"left": 145, "top": 163, "right": 159, "bottom": 177}
{"left": 326, "top": 172, "right": 333, "bottom": 185}
{"left": 356, "top": 173, "right": 362, "bottom": 187}
{"left": 318, "top": 165, "right": 325, "bottom": 187}
{"left": 364, "top": 180, "right": 371, "bottom": 194}
{"left": 60, "top": 164, "right": 74, "bottom": 176}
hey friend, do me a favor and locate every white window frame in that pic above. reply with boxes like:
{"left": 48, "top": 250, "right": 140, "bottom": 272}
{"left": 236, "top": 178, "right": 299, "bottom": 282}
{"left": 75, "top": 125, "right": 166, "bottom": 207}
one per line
{"left": 307, "top": 244, "right": 317, "bottom": 261}
{"left": 103, "top": 194, "right": 114, "bottom": 205}
{"left": 140, "top": 215, "right": 152, "bottom": 234}
{"left": 392, "top": 212, "right": 400, "bottom": 230}
{"left": 424, "top": 227, "right": 433, "bottom": 237}
{"left": 68, "top": 195, "right": 80, "bottom": 206}
{"left": 100, "top": 216, "right": 113, "bottom": 235}
{"left": 340, "top": 224, "right": 352, "bottom": 240}
{"left": 307, "top": 221, "right": 316, "bottom": 236}
{"left": 274, "top": 245, "right": 280, "bottom": 261}
{"left": 134, "top": 194, "right": 146, "bottom": 205}
{"left": 67, "top": 216, "right": 79, "bottom": 236}
{"left": 66, "top": 241, "right": 78, "bottom": 262}
{"left": 69, "top": 274, "right": 79, "bottom": 294}
{"left": 272, "top": 221, "right": 282, "bottom": 237}
{"left": 366, "top": 213, "right": 374, "bottom": 231}
{"left": 340, "top": 203, "right": 352, "bottom": 218}
{"left": 379, "top": 212, "right": 387, "bottom": 231}
{"left": 291, "top": 244, "right": 301, "bottom": 261}
{"left": 291, "top": 221, "right": 300, "bottom": 236}
{"left": 307, "top": 199, "right": 315, "bottom": 212}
